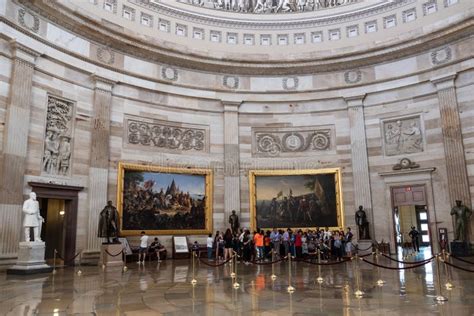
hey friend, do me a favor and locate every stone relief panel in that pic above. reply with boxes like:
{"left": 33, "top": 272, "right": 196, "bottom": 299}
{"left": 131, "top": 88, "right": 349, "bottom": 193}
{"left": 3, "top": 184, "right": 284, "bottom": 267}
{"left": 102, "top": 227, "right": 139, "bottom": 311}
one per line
{"left": 252, "top": 125, "right": 335, "bottom": 157}
{"left": 125, "top": 116, "right": 210, "bottom": 153}
{"left": 18, "top": 8, "right": 40, "bottom": 33}
{"left": 382, "top": 116, "right": 424, "bottom": 156}
{"left": 42, "top": 95, "right": 75, "bottom": 176}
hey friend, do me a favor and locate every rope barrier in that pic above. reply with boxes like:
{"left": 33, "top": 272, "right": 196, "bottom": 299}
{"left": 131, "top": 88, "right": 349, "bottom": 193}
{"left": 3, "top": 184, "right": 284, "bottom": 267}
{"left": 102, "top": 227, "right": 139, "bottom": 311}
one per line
{"left": 380, "top": 253, "right": 435, "bottom": 265}
{"left": 296, "top": 258, "right": 351, "bottom": 266}
{"left": 357, "top": 244, "right": 374, "bottom": 252}
{"left": 442, "top": 259, "right": 474, "bottom": 273}
{"left": 249, "top": 258, "right": 284, "bottom": 265}
{"left": 54, "top": 249, "right": 83, "bottom": 261}
{"left": 361, "top": 257, "right": 433, "bottom": 270}
{"left": 197, "top": 255, "right": 234, "bottom": 267}
{"left": 448, "top": 254, "right": 474, "bottom": 265}
{"left": 104, "top": 248, "right": 124, "bottom": 257}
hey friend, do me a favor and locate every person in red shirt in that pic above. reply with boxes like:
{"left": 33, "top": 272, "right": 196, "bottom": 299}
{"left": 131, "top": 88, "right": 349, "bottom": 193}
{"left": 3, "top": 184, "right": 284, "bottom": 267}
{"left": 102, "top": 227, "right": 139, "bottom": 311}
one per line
{"left": 264, "top": 230, "right": 271, "bottom": 260}
{"left": 295, "top": 230, "right": 303, "bottom": 258}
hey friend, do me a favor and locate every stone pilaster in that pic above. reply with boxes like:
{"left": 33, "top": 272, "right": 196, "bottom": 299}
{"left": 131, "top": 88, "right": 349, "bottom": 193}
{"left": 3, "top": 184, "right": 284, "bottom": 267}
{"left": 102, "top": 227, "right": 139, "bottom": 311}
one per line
{"left": 223, "top": 102, "right": 241, "bottom": 228}
{"left": 431, "top": 73, "right": 472, "bottom": 238}
{"left": 85, "top": 75, "right": 115, "bottom": 253}
{"left": 0, "top": 41, "right": 40, "bottom": 260}
{"left": 345, "top": 95, "right": 374, "bottom": 239}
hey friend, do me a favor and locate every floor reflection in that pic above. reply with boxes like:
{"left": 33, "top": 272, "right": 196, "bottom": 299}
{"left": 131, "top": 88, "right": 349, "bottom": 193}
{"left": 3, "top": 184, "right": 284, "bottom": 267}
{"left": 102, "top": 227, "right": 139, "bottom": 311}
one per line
{"left": 0, "top": 255, "right": 473, "bottom": 315}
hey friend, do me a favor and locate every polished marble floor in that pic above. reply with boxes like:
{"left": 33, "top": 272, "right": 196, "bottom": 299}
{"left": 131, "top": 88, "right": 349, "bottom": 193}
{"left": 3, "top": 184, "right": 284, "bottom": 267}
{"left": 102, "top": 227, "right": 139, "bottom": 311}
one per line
{"left": 1, "top": 252, "right": 474, "bottom": 316}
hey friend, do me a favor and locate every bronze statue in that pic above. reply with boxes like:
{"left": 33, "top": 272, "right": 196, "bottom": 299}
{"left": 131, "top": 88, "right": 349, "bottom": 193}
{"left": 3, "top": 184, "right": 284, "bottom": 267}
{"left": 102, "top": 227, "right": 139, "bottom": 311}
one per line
{"left": 355, "top": 205, "right": 371, "bottom": 240}
{"left": 98, "top": 201, "right": 120, "bottom": 244}
{"left": 228, "top": 210, "right": 239, "bottom": 234}
{"left": 450, "top": 200, "right": 472, "bottom": 242}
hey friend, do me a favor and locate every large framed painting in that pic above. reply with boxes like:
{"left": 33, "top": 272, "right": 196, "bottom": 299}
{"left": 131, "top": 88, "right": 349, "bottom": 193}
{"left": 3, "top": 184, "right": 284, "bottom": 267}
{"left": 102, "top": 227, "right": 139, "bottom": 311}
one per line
{"left": 117, "top": 162, "right": 213, "bottom": 235}
{"left": 249, "top": 168, "right": 344, "bottom": 231}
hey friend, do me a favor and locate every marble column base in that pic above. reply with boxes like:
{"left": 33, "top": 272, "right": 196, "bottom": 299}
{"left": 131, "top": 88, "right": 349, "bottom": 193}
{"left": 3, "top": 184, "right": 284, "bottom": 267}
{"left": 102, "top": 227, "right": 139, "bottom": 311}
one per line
{"left": 7, "top": 241, "right": 52, "bottom": 275}
{"left": 99, "top": 244, "right": 124, "bottom": 267}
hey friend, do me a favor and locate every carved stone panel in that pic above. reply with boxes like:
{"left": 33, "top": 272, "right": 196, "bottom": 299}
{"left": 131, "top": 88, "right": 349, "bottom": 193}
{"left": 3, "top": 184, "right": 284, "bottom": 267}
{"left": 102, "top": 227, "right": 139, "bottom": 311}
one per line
{"left": 124, "top": 116, "right": 209, "bottom": 153}
{"left": 382, "top": 116, "right": 424, "bottom": 156}
{"left": 42, "top": 95, "right": 75, "bottom": 176}
{"left": 252, "top": 125, "right": 335, "bottom": 157}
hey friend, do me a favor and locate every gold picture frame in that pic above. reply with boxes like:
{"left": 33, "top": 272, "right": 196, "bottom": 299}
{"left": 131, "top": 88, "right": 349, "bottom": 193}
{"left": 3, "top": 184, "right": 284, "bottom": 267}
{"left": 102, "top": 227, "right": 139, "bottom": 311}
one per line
{"left": 117, "top": 162, "right": 213, "bottom": 236}
{"left": 249, "top": 168, "right": 344, "bottom": 231}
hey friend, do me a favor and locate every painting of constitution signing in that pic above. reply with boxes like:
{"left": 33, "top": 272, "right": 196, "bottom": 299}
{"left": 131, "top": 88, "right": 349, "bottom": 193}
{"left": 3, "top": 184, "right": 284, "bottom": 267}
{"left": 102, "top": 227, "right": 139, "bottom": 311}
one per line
{"left": 117, "top": 163, "right": 213, "bottom": 235}
{"left": 249, "top": 168, "right": 344, "bottom": 230}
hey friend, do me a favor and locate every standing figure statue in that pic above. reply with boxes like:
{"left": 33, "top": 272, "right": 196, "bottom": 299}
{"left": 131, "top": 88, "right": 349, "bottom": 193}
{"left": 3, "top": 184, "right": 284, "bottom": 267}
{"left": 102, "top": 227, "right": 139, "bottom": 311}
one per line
{"left": 98, "top": 201, "right": 120, "bottom": 244}
{"left": 23, "top": 192, "right": 44, "bottom": 242}
{"left": 228, "top": 210, "right": 240, "bottom": 234}
{"left": 450, "top": 200, "right": 472, "bottom": 242}
{"left": 355, "top": 205, "right": 371, "bottom": 240}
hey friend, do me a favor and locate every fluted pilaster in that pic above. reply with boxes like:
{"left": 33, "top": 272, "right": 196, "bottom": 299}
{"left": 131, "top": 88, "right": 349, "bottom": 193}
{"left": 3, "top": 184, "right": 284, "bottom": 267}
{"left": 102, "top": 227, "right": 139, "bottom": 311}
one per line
{"left": 345, "top": 95, "right": 373, "bottom": 239}
{"left": 0, "top": 41, "right": 40, "bottom": 258}
{"left": 223, "top": 102, "right": 241, "bottom": 227}
{"left": 86, "top": 75, "right": 115, "bottom": 253}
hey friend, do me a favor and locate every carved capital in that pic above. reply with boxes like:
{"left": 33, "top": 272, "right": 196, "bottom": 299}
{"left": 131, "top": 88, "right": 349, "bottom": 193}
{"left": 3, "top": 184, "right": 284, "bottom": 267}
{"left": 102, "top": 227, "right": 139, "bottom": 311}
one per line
{"left": 222, "top": 101, "right": 241, "bottom": 113}
{"left": 344, "top": 94, "right": 366, "bottom": 108}
{"left": 430, "top": 72, "right": 457, "bottom": 90}
{"left": 9, "top": 40, "right": 41, "bottom": 66}
{"left": 91, "top": 74, "right": 116, "bottom": 92}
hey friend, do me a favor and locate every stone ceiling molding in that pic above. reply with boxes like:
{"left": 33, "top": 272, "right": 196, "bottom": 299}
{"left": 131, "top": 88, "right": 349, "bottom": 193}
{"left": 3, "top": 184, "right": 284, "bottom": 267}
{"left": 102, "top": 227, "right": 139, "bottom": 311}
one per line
{"left": 344, "top": 69, "right": 362, "bottom": 84}
{"left": 283, "top": 77, "right": 299, "bottom": 90}
{"left": 17, "top": 8, "right": 40, "bottom": 33}
{"left": 223, "top": 75, "right": 239, "bottom": 89}
{"left": 96, "top": 46, "right": 115, "bottom": 65}
{"left": 161, "top": 66, "right": 179, "bottom": 81}
{"left": 430, "top": 46, "right": 452, "bottom": 65}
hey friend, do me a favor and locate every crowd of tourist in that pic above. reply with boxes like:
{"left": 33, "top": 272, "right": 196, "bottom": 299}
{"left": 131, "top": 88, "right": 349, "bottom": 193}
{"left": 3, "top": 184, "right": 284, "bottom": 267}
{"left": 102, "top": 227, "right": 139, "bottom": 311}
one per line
{"left": 205, "top": 227, "right": 355, "bottom": 264}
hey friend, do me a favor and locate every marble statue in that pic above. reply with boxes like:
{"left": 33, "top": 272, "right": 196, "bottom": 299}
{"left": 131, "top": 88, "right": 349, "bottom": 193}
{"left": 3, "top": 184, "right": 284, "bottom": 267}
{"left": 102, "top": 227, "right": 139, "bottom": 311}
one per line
{"left": 98, "top": 201, "right": 120, "bottom": 244}
{"left": 23, "top": 192, "right": 44, "bottom": 242}
{"left": 450, "top": 200, "right": 472, "bottom": 242}
{"left": 355, "top": 205, "right": 370, "bottom": 240}
{"left": 229, "top": 210, "right": 240, "bottom": 234}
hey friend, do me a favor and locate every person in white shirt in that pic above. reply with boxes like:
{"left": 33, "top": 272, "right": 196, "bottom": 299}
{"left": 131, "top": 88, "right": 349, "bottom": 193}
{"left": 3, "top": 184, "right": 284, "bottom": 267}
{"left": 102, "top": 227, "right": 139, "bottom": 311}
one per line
{"left": 206, "top": 233, "right": 214, "bottom": 260}
{"left": 138, "top": 231, "right": 149, "bottom": 264}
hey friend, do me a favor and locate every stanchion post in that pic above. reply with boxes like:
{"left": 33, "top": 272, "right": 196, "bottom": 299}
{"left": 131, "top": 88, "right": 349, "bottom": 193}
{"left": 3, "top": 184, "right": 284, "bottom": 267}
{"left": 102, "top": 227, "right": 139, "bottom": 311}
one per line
{"left": 375, "top": 248, "right": 385, "bottom": 286}
{"left": 271, "top": 250, "right": 277, "bottom": 281}
{"left": 316, "top": 249, "right": 323, "bottom": 284}
{"left": 353, "top": 253, "right": 364, "bottom": 298}
{"left": 287, "top": 255, "right": 295, "bottom": 293}
{"left": 233, "top": 252, "right": 240, "bottom": 289}
{"left": 52, "top": 249, "right": 57, "bottom": 275}
{"left": 191, "top": 252, "right": 197, "bottom": 286}
{"left": 442, "top": 250, "right": 453, "bottom": 290}
{"left": 77, "top": 252, "right": 83, "bottom": 276}
{"left": 434, "top": 254, "right": 448, "bottom": 302}
{"left": 231, "top": 251, "right": 236, "bottom": 278}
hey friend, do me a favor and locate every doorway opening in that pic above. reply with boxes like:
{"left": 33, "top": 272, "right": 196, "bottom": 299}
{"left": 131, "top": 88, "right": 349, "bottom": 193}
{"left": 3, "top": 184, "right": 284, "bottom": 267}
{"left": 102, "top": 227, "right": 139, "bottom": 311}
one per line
{"left": 391, "top": 185, "right": 432, "bottom": 257}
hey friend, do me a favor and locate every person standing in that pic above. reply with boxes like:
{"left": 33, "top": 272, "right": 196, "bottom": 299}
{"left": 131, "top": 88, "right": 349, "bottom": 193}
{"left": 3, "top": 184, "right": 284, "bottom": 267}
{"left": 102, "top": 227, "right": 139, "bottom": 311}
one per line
{"left": 345, "top": 227, "right": 354, "bottom": 257}
{"left": 254, "top": 230, "right": 264, "bottom": 260}
{"left": 206, "top": 233, "right": 214, "bottom": 260}
{"left": 138, "top": 231, "right": 149, "bottom": 264}
{"left": 270, "top": 228, "right": 280, "bottom": 258}
{"left": 295, "top": 230, "right": 303, "bottom": 258}
{"left": 224, "top": 229, "right": 234, "bottom": 262}
{"left": 408, "top": 226, "right": 420, "bottom": 252}
{"left": 282, "top": 228, "right": 290, "bottom": 257}
{"left": 333, "top": 231, "right": 343, "bottom": 262}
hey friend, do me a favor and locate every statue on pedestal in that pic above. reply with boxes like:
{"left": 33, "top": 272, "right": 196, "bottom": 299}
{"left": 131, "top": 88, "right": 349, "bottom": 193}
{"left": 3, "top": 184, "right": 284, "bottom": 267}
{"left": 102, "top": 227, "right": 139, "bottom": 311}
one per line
{"left": 228, "top": 210, "right": 239, "bottom": 234}
{"left": 98, "top": 201, "right": 120, "bottom": 244}
{"left": 355, "top": 205, "right": 371, "bottom": 240}
{"left": 451, "top": 200, "right": 472, "bottom": 242}
{"left": 23, "top": 192, "right": 44, "bottom": 242}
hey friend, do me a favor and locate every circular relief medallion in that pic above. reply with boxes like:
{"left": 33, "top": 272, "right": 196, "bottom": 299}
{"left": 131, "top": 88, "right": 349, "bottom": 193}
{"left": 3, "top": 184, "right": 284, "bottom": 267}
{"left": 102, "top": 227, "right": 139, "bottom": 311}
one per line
{"left": 344, "top": 70, "right": 362, "bottom": 84}
{"left": 162, "top": 67, "right": 178, "bottom": 81}
{"left": 283, "top": 133, "right": 304, "bottom": 151}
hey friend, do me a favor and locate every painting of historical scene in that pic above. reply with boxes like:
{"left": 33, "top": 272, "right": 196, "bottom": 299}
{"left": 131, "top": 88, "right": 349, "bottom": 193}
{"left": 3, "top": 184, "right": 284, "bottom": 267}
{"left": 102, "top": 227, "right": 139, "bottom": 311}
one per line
{"left": 250, "top": 169, "right": 343, "bottom": 230}
{"left": 118, "top": 163, "right": 212, "bottom": 235}
{"left": 383, "top": 116, "right": 423, "bottom": 156}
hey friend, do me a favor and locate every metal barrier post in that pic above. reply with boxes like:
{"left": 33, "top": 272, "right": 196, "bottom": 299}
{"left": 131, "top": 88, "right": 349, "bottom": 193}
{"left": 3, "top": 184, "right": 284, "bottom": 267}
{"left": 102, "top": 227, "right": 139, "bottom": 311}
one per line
{"left": 353, "top": 253, "right": 364, "bottom": 298}
{"left": 376, "top": 249, "right": 385, "bottom": 286}
{"left": 271, "top": 250, "right": 277, "bottom": 281}
{"left": 316, "top": 249, "right": 323, "bottom": 284}
{"left": 434, "top": 254, "right": 448, "bottom": 302}
{"left": 287, "top": 255, "right": 295, "bottom": 293}
{"left": 191, "top": 252, "right": 197, "bottom": 286}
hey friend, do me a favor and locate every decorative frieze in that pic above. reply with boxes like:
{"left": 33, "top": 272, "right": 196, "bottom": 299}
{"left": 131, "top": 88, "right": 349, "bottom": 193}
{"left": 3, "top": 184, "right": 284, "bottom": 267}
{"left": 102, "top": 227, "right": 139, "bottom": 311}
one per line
{"left": 42, "top": 95, "right": 75, "bottom": 177}
{"left": 97, "top": 46, "right": 115, "bottom": 65}
{"left": 125, "top": 116, "right": 209, "bottom": 153}
{"left": 431, "top": 46, "right": 452, "bottom": 65}
{"left": 18, "top": 8, "right": 40, "bottom": 33}
{"left": 252, "top": 126, "right": 334, "bottom": 157}
{"left": 223, "top": 76, "right": 239, "bottom": 89}
{"left": 382, "top": 116, "right": 424, "bottom": 156}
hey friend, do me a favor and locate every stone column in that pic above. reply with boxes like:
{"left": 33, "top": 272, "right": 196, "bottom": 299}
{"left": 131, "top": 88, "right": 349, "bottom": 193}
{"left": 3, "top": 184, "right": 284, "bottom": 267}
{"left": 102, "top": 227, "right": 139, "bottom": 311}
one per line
{"left": 85, "top": 75, "right": 115, "bottom": 253}
{"left": 223, "top": 102, "right": 241, "bottom": 229}
{"left": 345, "top": 95, "right": 374, "bottom": 239}
{"left": 0, "top": 41, "right": 40, "bottom": 260}
{"left": 431, "top": 73, "right": 472, "bottom": 238}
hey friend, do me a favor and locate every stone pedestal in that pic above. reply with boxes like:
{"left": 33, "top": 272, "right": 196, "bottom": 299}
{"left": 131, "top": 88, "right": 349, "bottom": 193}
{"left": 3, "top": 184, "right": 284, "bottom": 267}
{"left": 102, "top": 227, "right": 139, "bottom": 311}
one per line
{"left": 99, "top": 244, "right": 124, "bottom": 267}
{"left": 7, "top": 242, "right": 53, "bottom": 275}
{"left": 450, "top": 241, "right": 471, "bottom": 257}
{"left": 356, "top": 240, "right": 373, "bottom": 256}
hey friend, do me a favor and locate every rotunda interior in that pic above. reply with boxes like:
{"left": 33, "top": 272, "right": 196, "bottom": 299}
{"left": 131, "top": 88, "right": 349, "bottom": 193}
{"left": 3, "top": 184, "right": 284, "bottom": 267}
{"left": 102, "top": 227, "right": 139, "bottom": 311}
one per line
{"left": 0, "top": 0, "right": 473, "bottom": 314}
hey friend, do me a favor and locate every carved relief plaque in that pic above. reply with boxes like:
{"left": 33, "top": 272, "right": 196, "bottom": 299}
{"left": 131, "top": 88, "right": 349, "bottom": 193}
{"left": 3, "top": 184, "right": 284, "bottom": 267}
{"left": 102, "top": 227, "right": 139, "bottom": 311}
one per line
{"left": 125, "top": 116, "right": 209, "bottom": 153}
{"left": 42, "top": 95, "right": 75, "bottom": 176}
{"left": 252, "top": 125, "right": 335, "bottom": 157}
{"left": 382, "top": 116, "right": 424, "bottom": 156}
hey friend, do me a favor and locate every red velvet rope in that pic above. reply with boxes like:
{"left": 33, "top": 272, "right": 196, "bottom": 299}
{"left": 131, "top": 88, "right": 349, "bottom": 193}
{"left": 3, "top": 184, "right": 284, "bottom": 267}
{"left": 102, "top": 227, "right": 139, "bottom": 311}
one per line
{"left": 381, "top": 253, "right": 435, "bottom": 264}
{"left": 54, "top": 249, "right": 83, "bottom": 261}
{"left": 104, "top": 249, "right": 124, "bottom": 257}
{"left": 361, "top": 257, "right": 432, "bottom": 270}
{"left": 449, "top": 254, "right": 474, "bottom": 265}
{"left": 197, "top": 255, "right": 234, "bottom": 267}
{"left": 443, "top": 259, "right": 474, "bottom": 273}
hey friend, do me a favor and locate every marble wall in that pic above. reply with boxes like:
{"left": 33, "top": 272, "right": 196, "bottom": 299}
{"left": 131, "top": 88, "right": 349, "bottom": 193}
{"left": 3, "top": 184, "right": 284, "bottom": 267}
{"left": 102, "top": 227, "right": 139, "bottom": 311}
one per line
{"left": 0, "top": 0, "right": 473, "bottom": 263}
